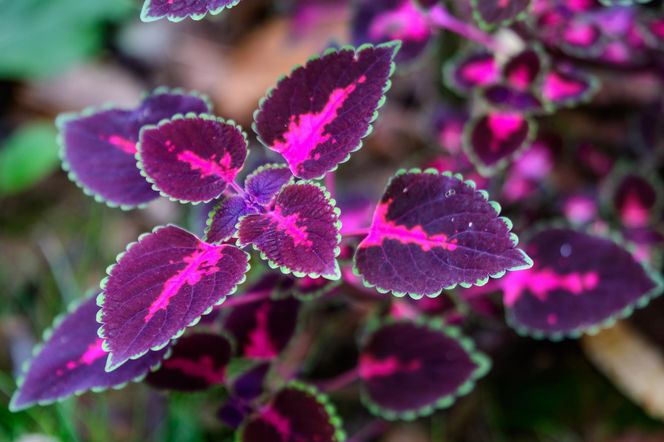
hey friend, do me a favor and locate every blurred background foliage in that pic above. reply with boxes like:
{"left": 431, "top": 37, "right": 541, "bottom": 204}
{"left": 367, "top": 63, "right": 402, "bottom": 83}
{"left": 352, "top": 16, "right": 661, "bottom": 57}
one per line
{"left": 0, "top": 0, "right": 663, "bottom": 441}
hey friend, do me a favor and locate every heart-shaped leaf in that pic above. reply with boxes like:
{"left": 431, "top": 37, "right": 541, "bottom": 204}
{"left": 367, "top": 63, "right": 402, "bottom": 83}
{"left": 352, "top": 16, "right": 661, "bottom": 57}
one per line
{"left": 205, "top": 196, "right": 259, "bottom": 244}
{"left": 244, "top": 163, "right": 294, "bottom": 206}
{"left": 503, "top": 227, "right": 664, "bottom": 339}
{"left": 560, "top": 21, "right": 604, "bottom": 56}
{"left": 354, "top": 169, "right": 532, "bottom": 298}
{"left": 253, "top": 42, "right": 399, "bottom": 180}
{"left": 352, "top": 0, "right": 433, "bottom": 64}
{"left": 141, "top": 0, "right": 241, "bottom": 22}
{"left": 359, "top": 319, "right": 490, "bottom": 419}
{"left": 223, "top": 295, "right": 301, "bottom": 360}
{"left": 443, "top": 50, "right": 499, "bottom": 95}
{"left": 603, "top": 169, "right": 662, "bottom": 229}
{"left": 10, "top": 294, "right": 167, "bottom": 411}
{"left": 138, "top": 114, "right": 248, "bottom": 204}
{"left": 239, "top": 382, "right": 345, "bottom": 442}
{"left": 541, "top": 66, "right": 599, "bottom": 110}
{"left": 502, "top": 47, "right": 547, "bottom": 91}
{"left": 99, "top": 225, "right": 250, "bottom": 371}
{"left": 471, "top": 0, "right": 531, "bottom": 29}
{"left": 57, "top": 88, "right": 211, "bottom": 209}
{"left": 146, "top": 333, "right": 233, "bottom": 391}
{"left": 464, "top": 112, "right": 535, "bottom": 174}
{"left": 238, "top": 183, "right": 342, "bottom": 279}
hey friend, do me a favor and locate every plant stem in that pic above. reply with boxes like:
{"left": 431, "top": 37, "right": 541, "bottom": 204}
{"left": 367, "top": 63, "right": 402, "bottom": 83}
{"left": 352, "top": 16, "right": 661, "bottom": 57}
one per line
{"left": 221, "top": 288, "right": 273, "bottom": 309}
{"left": 229, "top": 180, "right": 248, "bottom": 198}
{"left": 348, "top": 420, "right": 389, "bottom": 442}
{"left": 325, "top": 172, "right": 336, "bottom": 199}
{"left": 317, "top": 367, "right": 360, "bottom": 392}
{"left": 428, "top": 5, "right": 498, "bottom": 51}
{"left": 341, "top": 227, "right": 370, "bottom": 238}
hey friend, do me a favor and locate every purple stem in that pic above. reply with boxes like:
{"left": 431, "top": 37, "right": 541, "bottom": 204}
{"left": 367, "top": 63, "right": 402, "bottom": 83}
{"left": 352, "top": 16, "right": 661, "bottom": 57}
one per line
{"left": 325, "top": 172, "right": 336, "bottom": 199}
{"left": 341, "top": 227, "right": 370, "bottom": 238}
{"left": 428, "top": 5, "right": 498, "bottom": 51}
{"left": 221, "top": 288, "right": 273, "bottom": 309}
{"left": 228, "top": 180, "right": 249, "bottom": 198}
{"left": 317, "top": 367, "right": 360, "bottom": 392}
{"left": 348, "top": 420, "right": 389, "bottom": 442}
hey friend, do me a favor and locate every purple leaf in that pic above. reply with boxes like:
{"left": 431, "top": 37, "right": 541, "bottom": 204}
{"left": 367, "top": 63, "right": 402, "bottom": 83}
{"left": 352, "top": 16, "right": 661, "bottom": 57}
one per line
{"left": 238, "top": 183, "right": 342, "bottom": 279}
{"left": 464, "top": 112, "right": 535, "bottom": 174}
{"left": 239, "top": 382, "right": 345, "bottom": 442}
{"left": 10, "top": 295, "right": 167, "bottom": 411}
{"left": 471, "top": 0, "right": 531, "bottom": 29}
{"left": 218, "top": 396, "right": 253, "bottom": 430}
{"left": 605, "top": 171, "right": 661, "bottom": 229}
{"left": 502, "top": 47, "right": 546, "bottom": 91}
{"left": 57, "top": 88, "right": 211, "bottom": 209}
{"left": 205, "top": 196, "right": 259, "bottom": 244}
{"left": 253, "top": 42, "right": 399, "bottom": 180}
{"left": 141, "top": 0, "right": 241, "bottom": 22}
{"left": 354, "top": 169, "right": 532, "bottom": 298}
{"left": 99, "top": 225, "right": 250, "bottom": 371}
{"left": 229, "top": 361, "right": 271, "bottom": 401}
{"left": 223, "top": 296, "right": 300, "bottom": 360}
{"left": 138, "top": 115, "right": 248, "bottom": 204}
{"left": 244, "top": 163, "right": 294, "bottom": 205}
{"left": 560, "top": 21, "right": 604, "bottom": 56}
{"left": 443, "top": 50, "right": 499, "bottom": 95}
{"left": 541, "top": 66, "right": 599, "bottom": 110}
{"left": 359, "top": 319, "right": 490, "bottom": 419}
{"left": 146, "top": 333, "right": 233, "bottom": 391}
{"left": 503, "top": 227, "right": 664, "bottom": 339}
{"left": 481, "top": 85, "right": 543, "bottom": 113}
{"left": 352, "top": 0, "right": 433, "bottom": 64}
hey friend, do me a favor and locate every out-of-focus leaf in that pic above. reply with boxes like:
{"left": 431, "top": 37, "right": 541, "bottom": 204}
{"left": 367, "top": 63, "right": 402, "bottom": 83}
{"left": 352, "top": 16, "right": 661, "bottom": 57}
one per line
{"left": 0, "top": 0, "right": 133, "bottom": 78}
{"left": 0, "top": 123, "right": 59, "bottom": 195}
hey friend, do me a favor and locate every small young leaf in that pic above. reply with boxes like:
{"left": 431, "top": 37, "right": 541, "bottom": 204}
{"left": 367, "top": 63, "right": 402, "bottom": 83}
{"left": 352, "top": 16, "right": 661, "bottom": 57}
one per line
{"left": 138, "top": 114, "right": 248, "bottom": 204}
{"left": 503, "top": 227, "right": 664, "bottom": 339}
{"left": 542, "top": 66, "right": 599, "bottom": 110}
{"left": 471, "top": 0, "right": 531, "bottom": 29}
{"left": 443, "top": 50, "right": 499, "bottom": 95}
{"left": 10, "top": 294, "right": 167, "bottom": 412}
{"left": 223, "top": 296, "right": 300, "bottom": 360}
{"left": 141, "top": 0, "right": 241, "bottom": 22}
{"left": 464, "top": 112, "right": 535, "bottom": 174}
{"left": 359, "top": 319, "right": 490, "bottom": 419}
{"left": 502, "top": 47, "right": 546, "bottom": 91}
{"left": 99, "top": 225, "right": 249, "bottom": 371}
{"left": 205, "top": 196, "right": 259, "bottom": 244}
{"left": 229, "top": 361, "right": 271, "bottom": 401}
{"left": 354, "top": 169, "right": 532, "bottom": 298}
{"left": 239, "top": 382, "right": 345, "bottom": 442}
{"left": 238, "top": 183, "right": 342, "bottom": 279}
{"left": 352, "top": 0, "right": 433, "bottom": 64}
{"left": 253, "top": 42, "right": 399, "bottom": 180}
{"left": 244, "top": 163, "right": 294, "bottom": 205}
{"left": 58, "top": 88, "right": 211, "bottom": 209}
{"left": 605, "top": 171, "right": 661, "bottom": 229}
{"left": 146, "top": 333, "right": 233, "bottom": 391}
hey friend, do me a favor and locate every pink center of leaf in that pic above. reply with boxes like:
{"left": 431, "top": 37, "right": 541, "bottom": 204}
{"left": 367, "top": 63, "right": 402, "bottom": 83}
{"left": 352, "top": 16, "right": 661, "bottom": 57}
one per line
{"left": 175, "top": 148, "right": 237, "bottom": 183}
{"left": 105, "top": 134, "right": 137, "bottom": 155}
{"left": 269, "top": 206, "right": 313, "bottom": 248}
{"left": 502, "top": 267, "right": 600, "bottom": 307}
{"left": 359, "top": 354, "right": 422, "bottom": 379}
{"left": 262, "top": 407, "right": 291, "bottom": 440}
{"left": 620, "top": 191, "right": 650, "bottom": 228}
{"left": 361, "top": 201, "right": 459, "bottom": 252}
{"left": 163, "top": 355, "right": 226, "bottom": 384}
{"left": 460, "top": 58, "right": 498, "bottom": 86}
{"left": 368, "top": 0, "right": 430, "bottom": 42}
{"left": 244, "top": 302, "right": 278, "bottom": 359}
{"left": 543, "top": 72, "right": 585, "bottom": 102}
{"left": 59, "top": 339, "right": 107, "bottom": 375}
{"left": 487, "top": 113, "right": 525, "bottom": 152}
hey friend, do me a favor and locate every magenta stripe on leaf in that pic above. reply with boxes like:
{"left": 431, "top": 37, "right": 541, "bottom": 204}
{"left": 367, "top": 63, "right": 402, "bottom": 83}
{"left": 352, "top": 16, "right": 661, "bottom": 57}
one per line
{"left": 253, "top": 42, "right": 399, "bottom": 180}
{"left": 359, "top": 320, "right": 489, "bottom": 419}
{"left": 244, "top": 163, "right": 294, "bottom": 205}
{"left": 99, "top": 225, "right": 249, "bottom": 371}
{"left": 238, "top": 183, "right": 342, "bottom": 279}
{"left": 146, "top": 333, "right": 232, "bottom": 391}
{"left": 607, "top": 171, "right": 661, "bottom": 229}
{"left": 138, "top": 115, "right": 248, "bottom": 204}
{"left": 10, "top": 295, "right": 167, "bottom": 411}
{"left": 354, "top": 170, "right": 532, "bottom": 298}
{"left": 239, "top": 382, "right": 345, "bottom": 442}
{"left": 444, "top": 50, "right": 499, "bottom": 95}
{"left": 205, "top": 196, "right": 259, "bottom": 244}
{"left": 141, "top": 0, "right": 241, "bottom": 22}
{"left": 58, "top": 88, "right": 211, "bottom": 209}
{"left": 542, "top": 66, "right": 598, "bottom": 110}
{"left": 503, "top": 228, "right": 663, "bottom": 339}
{"left": 502, "top": 47, "right": 546, "bottom": 91}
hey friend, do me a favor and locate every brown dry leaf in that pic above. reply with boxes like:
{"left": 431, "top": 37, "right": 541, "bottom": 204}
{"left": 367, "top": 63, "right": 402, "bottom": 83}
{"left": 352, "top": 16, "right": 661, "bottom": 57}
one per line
{"left": 582, "top": 321, "right": 664, "bottom": 421}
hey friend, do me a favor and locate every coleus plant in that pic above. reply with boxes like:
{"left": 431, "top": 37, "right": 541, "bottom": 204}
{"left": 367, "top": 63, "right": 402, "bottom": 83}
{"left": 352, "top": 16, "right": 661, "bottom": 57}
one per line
{"left": 11, "top": 0, "right": 664, "bottom": 439}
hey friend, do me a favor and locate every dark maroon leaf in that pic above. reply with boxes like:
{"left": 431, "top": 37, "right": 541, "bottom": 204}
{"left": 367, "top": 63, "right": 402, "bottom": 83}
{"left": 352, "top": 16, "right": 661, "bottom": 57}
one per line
{"left": 502, "top": 47, "right": 546, "bottom": 91}
{"left": 99, "top": 225, "right": 250, "bottom": 371}
{"left": 138, "top": 115, "right": 248, "bottom": 204}
{"left": 205, "top": 196, "right": 259, "bottom": 244}
{"left": 503, "top": 227, "right": 664, "bottom": 339}
{"left": 57, "top": 88, "right": 211, "bottom": 209}
{"left": 244, "top": 163, "right": 294, "bottom": 206}
{"left": 223, "top": 296, "right": 300, "bottom": 360}
{"left": 253, "top": 42, "right": 399, "bottom": 180}
{"left": 239, "top": 382, "right": 345, "bottom": 442}
{"left": 605, "top": 171, "right": 662, "bottom": 229}
{"left": 141, "top": 0, "right": 241, "bottom": 22}
{"left": 352, "top": 0, "right": 433, "bottom": 64}
{"left": 238, "top": 183, "right": 342, "bottom": 279}
{"left": 481, "top": 85, "right": 543, "bottom": 113}
{"left": 471, "top": 0, "right": 531, "bottom": 29}
{"left": 146, "top": 333, "right": 233, "bottom": 391}
{"left": 541, "top": 66, "right": 599, "bottom": 111}
{"left": 354, "top": 170, "right": 532, "bottom": 298}
{"left": 359, "top": 320, "right": 489, "bottom": 419}
{"left": 443, "top": 50, "right": 499, "bottom": 95}
{"left": 464, "top": 112, "right": 534, "bottom": 174}
{"left": 229, "top": 361, "right": 271, "bottom": 401}
{"left": 10, "top": 295, "right": 167, "bottom": 411}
